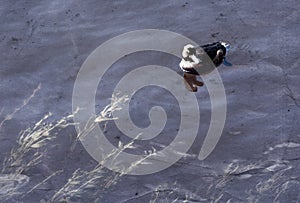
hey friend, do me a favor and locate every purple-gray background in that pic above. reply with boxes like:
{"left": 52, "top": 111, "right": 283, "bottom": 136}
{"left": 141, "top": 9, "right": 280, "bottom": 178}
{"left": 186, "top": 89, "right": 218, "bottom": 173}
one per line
{"left": 0, "top": 0, "right": 299, "bottom": 202}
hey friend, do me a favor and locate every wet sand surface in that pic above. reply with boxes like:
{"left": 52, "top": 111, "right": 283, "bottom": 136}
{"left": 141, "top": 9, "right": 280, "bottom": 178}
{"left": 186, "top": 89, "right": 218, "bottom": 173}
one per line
{"left": 0, "top": 0, "right": 300, "bottom": 202}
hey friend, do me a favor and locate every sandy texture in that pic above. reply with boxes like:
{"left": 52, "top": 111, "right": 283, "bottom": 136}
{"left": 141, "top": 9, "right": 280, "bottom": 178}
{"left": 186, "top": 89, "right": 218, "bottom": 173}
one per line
{"left": 0, "top": 0, "right": 300, "bottom": 202}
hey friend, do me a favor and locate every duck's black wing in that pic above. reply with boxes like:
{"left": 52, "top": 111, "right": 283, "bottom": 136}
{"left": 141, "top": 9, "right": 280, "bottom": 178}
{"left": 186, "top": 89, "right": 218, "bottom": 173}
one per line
{"left": 200, "top": 42, "right": 226, "bottom": 61}
{"left": 195, "top": 42, "right": 227, "bottom": 67}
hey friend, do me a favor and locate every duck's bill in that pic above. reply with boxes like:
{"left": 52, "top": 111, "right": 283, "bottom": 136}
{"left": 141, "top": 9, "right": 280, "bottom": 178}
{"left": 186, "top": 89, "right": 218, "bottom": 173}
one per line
{"left": 220, "top": 41, "right": 230, "bottom": 52}
{"left": 223, "top": 58, "right": 232, "bottom": 66}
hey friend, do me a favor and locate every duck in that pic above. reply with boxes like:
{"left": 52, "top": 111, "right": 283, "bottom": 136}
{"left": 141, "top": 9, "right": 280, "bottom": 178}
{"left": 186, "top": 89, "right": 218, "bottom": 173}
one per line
{"left": 179, "top": 41, "right": 231, "bottom": 92}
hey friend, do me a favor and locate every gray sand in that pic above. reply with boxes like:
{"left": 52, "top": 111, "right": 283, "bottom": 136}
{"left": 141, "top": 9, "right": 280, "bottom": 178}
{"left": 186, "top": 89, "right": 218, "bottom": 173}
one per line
{"left": 0, "top": 0, "right": 299, "bottom": 202}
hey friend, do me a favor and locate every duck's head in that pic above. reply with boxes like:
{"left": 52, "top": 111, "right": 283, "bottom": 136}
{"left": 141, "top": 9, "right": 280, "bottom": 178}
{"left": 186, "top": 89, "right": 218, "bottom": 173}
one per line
{"left": 220, "top": 41, "right": 232, "bottom": 66}
{"left": 182, "top": 44, "right": 196, "bottom": 58}
{"left": 220, "top": 41, "right": 230, "bottom": 53}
